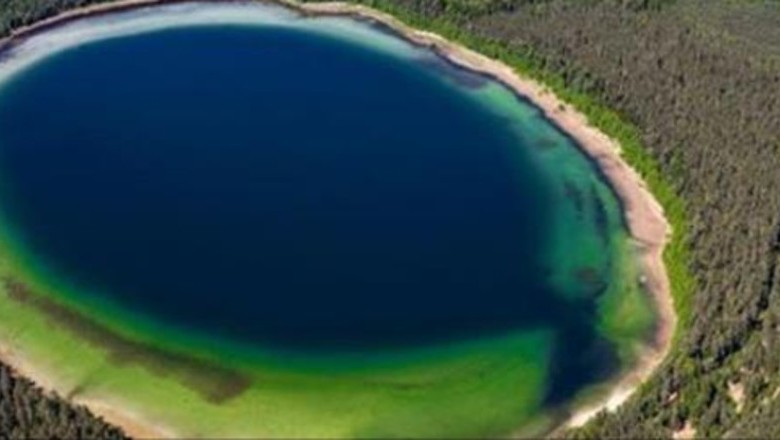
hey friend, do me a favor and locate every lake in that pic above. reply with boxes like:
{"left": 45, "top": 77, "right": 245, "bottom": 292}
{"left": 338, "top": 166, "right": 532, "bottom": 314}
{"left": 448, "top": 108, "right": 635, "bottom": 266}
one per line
{"left": 0, "top": 2, "right": 654, "bottom": 437}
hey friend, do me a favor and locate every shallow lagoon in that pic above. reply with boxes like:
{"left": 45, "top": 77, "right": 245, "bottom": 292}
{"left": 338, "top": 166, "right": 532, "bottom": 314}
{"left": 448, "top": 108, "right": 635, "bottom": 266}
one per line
{"left": 0, "top": 2, "right": 654, "bottom": 437}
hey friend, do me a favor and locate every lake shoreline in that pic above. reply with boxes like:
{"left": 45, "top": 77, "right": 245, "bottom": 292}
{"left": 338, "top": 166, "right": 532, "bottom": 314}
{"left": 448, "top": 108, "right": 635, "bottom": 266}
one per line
{"left": 0, "top": 0, "right": 676, "bottom": 437}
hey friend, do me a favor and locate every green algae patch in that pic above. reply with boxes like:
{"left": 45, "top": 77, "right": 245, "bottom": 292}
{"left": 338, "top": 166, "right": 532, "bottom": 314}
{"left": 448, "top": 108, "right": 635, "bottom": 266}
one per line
{"left": 0, "top": 217, "right": 555, "bottom": 437}
{"left": 0, "top": 280, "right": 553, "bottom": 437}
{"left": 469, "top": 81, "right": 654, "bottom": 359}
{"left": 595, "top": 240, "right": 656, "bottom": 362}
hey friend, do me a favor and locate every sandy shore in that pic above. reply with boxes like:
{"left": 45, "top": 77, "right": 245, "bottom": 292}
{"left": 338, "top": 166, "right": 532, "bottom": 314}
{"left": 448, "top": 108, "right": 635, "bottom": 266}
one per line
{"left": 0, "top": 0, "right": 173, "bottom": 51}
{"left": 0, "top": 0, "right": 676, "bottom": 437}
{"left": 0, "top": 338, "right": 171, "bottom": 438}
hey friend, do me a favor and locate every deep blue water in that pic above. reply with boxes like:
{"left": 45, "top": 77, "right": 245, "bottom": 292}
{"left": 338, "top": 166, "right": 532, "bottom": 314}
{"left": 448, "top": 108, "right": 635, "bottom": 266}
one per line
{"left": 0, "top": 26, "right": 593, "bottom": 357}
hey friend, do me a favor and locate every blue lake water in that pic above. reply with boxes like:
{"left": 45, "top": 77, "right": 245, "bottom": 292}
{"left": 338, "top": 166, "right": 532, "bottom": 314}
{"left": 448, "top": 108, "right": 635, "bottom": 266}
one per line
{"left": 0, "top": 12, "right": 651, "bottom": 415}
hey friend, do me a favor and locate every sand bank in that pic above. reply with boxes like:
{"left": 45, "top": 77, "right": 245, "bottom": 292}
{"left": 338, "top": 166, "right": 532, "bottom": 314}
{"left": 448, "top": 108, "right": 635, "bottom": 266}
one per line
{"left": 0, "top": 0, "right": 676, "bottom": 436}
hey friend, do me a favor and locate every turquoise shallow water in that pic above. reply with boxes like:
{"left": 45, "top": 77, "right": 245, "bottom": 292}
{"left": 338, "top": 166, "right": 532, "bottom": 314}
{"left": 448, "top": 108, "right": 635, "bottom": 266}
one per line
{"left": 0, "top": 2, "right": 654, "bottom": 433}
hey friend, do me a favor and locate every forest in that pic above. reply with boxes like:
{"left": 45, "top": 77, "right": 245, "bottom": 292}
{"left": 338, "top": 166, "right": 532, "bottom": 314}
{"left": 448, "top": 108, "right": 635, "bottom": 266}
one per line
{"left": 1, "top": 0, "right": 780, "bottom": 438}
{"left": 0, "top": 362, "right": 126, "bottom": 439}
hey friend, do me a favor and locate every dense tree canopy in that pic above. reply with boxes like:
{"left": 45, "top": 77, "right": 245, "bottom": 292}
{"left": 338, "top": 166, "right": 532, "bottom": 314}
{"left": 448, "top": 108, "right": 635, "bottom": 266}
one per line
{"left": 0, "top": 363, "right": 126, "bottom": 439}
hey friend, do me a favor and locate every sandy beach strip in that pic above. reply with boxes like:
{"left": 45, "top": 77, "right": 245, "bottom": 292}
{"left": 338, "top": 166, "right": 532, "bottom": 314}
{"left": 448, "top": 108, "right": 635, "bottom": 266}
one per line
{"left": 0, "top": 339, "right": 173, "bottom": 438}
{"left": 0, "top": 0, "right": 677, "bottom": 436}
{"left": 0, "top": 0, "right": 173, "bottom": 51}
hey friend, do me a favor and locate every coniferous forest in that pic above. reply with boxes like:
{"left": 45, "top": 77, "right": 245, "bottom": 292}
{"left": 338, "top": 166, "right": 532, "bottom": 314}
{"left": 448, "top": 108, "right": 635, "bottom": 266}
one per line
{"left": 0, "top": 362, "right": 126, "bottom": 439}
{"left": 1, "top": 0, "right": 780, "bottom": 438}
